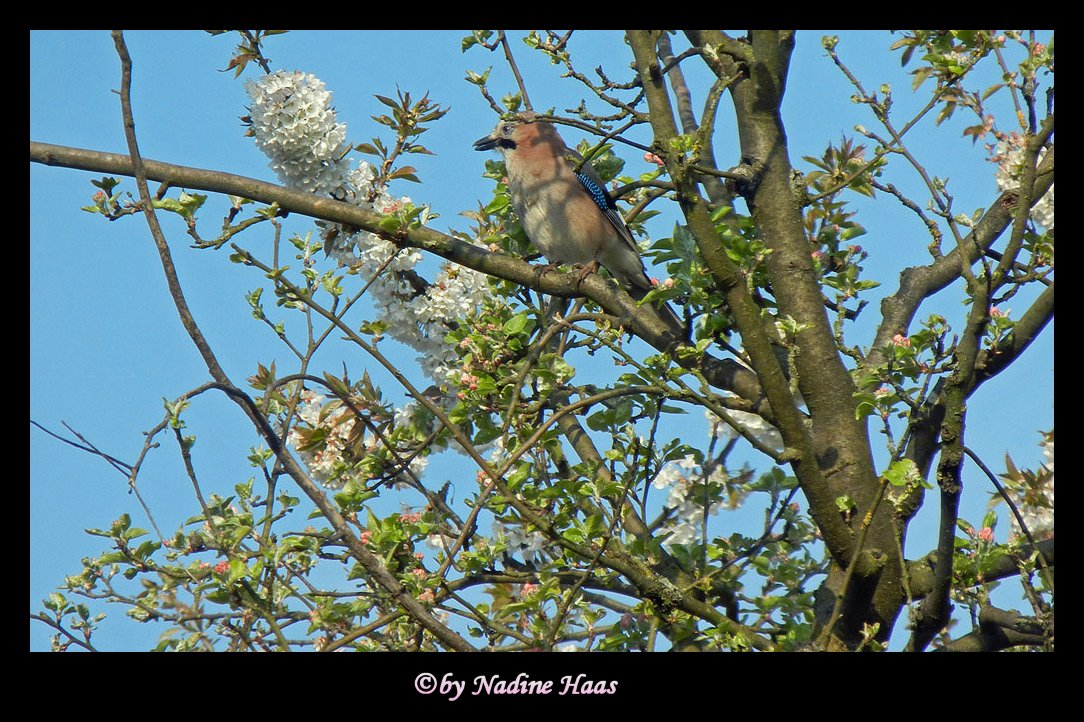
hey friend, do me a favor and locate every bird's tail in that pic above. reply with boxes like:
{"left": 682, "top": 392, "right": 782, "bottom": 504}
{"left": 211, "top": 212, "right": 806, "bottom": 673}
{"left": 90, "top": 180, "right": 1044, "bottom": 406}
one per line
{"left": 625, "top": 281, "right": 688, "bottom": 344}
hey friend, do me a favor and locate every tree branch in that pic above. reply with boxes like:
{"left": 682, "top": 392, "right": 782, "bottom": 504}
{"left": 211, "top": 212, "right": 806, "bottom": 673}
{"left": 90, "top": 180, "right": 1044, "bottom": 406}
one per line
{"left": 626, "top": 29, "right": 857, "bottom": 572}
{"left": 29, "top": 139, "right": 786, "bottom": 416}
{"left": 869, "top": 147, "right": 1054, "bottom": 364}
{"left": 906, "top": 538, "right": 1054, "bottom": 600}
{"left": 936, "top": 604, "right": 1051, "bottom": 652}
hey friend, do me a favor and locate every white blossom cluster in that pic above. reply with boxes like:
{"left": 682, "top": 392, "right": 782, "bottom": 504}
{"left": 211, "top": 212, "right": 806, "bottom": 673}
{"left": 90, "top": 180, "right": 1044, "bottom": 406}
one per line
{"left": 993, "top": 135, "right": 1053, "bottom": 229}
{"left": 245, "top": 71, "right": 493, "bottom": 382}
{"left": 245, "top": 71, "right": 352, "bottom": 196}
{"left": 245, "top": 70, "right": 497, "bottom": 486}
{"left": 286, "top": 389, "right": 361, "bottom": 488}
{"left": 393, "top": 402, "right": 421, "bottom": 430}
{"left": 286, "top": 389, "right": 429, "bottom": 489}
{"left": 379, "top": 260, "right": 495, "bottom": 383}
{"left": 650, "top": 409, "right": 784, "bottom": 548}
{"left": 652, "top": 455, "right": 729, "bottom": 547}
{"left": 1011, "top": 434, "right": 1054, "bottom": 541}
{"left": 493, "top": 521, "right": 548, "bottom": 563}
{"left": 706, "top": 408, "right": 784, "bottom": 452}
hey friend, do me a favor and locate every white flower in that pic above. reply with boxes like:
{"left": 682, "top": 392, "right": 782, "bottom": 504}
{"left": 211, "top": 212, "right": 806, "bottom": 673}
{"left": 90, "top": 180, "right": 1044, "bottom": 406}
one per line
{"left": 706, "top": 408, "right": 784, "bottom": 451}
{"left": 653, "top": 454, "right": 696, "bottom": 490}
{"left": 393, "top": 402, "right": 421, "bottom": 430}
{"left": 650, "top": 454, "right": 731, "bottom": 548}
{"left": 407, "top": 454, "right": 428, "bottom": 478}
{"left": 666, "top": 480, "right": 691, "bottom": 509}
{"left": 245, "top": 70, "right": 351, "bottom": 196}
{"left": 296, "top": 389, "right": 325, "bottom": 425}
{"left": 245, "top": 71, "right": 496, "bottom": 415}
{"left": 346, "top": 161, "right": 377, "bottom": 203}
{"left": 993, "top": 135, "right": 1053, "bottom": 229}
{"left": 480, "top": 434, "right": 510, "bottom": 464}
{"left": 660, "top": 518, "right": 699, "bottom": 546}
{"left": 1010, "top": 434, "right": 1054, "bottom": 541}
{"left": 425, "top": 533, "right": 457, "bottom": 550}
{"left": 494, "top": 522, "right": 548, "bottom": 562}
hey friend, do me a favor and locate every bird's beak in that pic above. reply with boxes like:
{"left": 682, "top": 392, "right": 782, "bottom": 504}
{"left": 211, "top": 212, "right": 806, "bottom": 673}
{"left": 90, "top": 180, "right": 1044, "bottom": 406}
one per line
{"left": 473, "top": 133, "right": 498, "bottom": 152}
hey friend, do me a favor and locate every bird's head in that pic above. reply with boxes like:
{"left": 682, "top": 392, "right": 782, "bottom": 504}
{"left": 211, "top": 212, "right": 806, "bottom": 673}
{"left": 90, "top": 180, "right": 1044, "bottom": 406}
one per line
{"left": 472, "top": 112, "right": 550, "bottom": 153}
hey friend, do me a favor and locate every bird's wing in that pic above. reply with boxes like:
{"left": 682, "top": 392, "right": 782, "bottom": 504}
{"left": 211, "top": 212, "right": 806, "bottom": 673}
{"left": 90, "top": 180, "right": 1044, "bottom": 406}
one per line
{"left": 565, "top": 149, "right": 642, "bottom": 257}
{"left": 565, "top": 150, "right": 685, "bottom": 337}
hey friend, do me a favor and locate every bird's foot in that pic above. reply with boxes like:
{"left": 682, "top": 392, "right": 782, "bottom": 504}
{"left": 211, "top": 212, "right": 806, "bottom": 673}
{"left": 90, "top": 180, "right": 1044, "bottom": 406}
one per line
{"left": 532, "top": 261, "right": 561, "bottom": 284}
{"left": 571, "top": 260, "right": 601, "bottom": 288}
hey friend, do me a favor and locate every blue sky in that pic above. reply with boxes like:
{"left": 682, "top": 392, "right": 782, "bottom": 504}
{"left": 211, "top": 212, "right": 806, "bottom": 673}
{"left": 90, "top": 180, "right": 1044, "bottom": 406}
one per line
{"left": 30, "top": 30, "right": 1053, "bottom": 651}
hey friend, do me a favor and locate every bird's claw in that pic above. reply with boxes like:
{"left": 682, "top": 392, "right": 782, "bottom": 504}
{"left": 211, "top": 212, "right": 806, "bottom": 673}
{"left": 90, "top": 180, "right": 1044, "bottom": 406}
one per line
{"left": 572, "top": 260, "right": 601, "bottom": 288}
{"left": 533, "top": 261, "right": 561, "bottom": 284}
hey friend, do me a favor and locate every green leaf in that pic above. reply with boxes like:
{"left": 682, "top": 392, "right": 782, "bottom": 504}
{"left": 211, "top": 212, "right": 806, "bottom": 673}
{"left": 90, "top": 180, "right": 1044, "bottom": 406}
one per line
{"left": 839, "top": 223, "right": 867, "bottom": 241}
{"left": 323, "top": 371, "right": 351, "bottom": 398}
{"left": 45, "top": 592, "right": 69, "bottom": 613}
{"left": 473, "top": 418, "right": 500, "bottom": 445}
{"left": 375, "top": 94, "right": 401, "bottom": 110}
{"left": 152, "top": 197, "right": 185, "bottom": 214}
{"left": 177, "top": 191, "right": 207, "bottom": 216}
{"left": 883, "top": 458, "right": 919, "bottom": 487}
{"left": 465, "top": 67, "right": 492, "bottom": 85}
{"left": 911, "top": 66, "right": 933, "bottom": 91}
{"left": 562, "top": 528, "right": 586, "bottom": 544}
{"left": 378, "top": 216, "right": 401, "bottom": 233}
{"left": 91, "top": 177, "right": 120, "bottom": 194}
{"left": 502, "top": 312, "right": 531, "bottom": 336}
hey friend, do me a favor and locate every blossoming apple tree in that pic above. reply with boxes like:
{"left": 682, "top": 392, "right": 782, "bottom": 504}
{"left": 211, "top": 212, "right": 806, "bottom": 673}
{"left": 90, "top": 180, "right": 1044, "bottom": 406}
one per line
{"left": 31, "top": 30, "right": 1052, "bottom": 651}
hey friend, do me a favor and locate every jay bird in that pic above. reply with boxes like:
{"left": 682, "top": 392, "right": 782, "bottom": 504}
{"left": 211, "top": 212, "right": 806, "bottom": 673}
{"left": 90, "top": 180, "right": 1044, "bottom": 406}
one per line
{"left": 473, "top": 113, "right": 685, "bottom": 339}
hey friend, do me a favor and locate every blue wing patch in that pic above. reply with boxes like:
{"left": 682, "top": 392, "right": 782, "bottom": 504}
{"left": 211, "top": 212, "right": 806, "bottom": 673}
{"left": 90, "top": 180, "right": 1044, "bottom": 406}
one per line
{"left": 576, "top": 172, "right": 612, "bottom": 213}
{"left": 574, "top": 169, "right": 639, "bottom": 253}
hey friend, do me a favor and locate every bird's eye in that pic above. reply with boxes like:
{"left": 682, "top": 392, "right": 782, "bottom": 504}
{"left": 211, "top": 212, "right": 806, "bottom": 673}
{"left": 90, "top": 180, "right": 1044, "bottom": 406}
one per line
{"left": 502, "top": 124, "right": 514, "bottom": 136}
